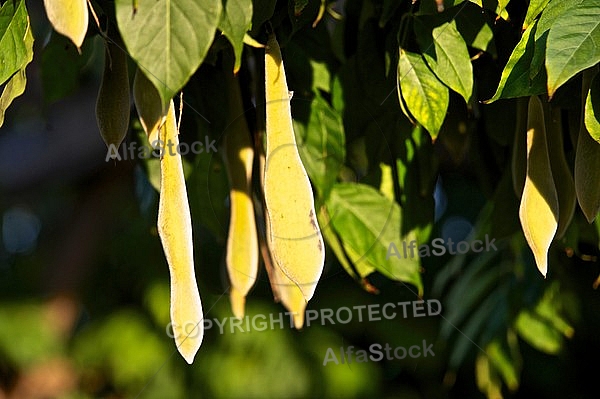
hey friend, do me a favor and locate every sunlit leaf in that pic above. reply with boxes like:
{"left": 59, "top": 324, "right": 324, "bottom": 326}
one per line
{"left": 0, "top": 0, "right": 30, "bottom": 85}
{"left": 398, "top": 49, "right": 449, "bottom": 139}
{"left": 486, "top": 22, "right": 546, "bottom": 102}
{"left": 415, "top": 19, "right": 473, "bottom": 103}
{"left": 0, "top": 19, "right": 32, "bottom": 127}
{"left": 585, "top": 73, "right": 600, "bottom": 143}
{"left": 523, "top": 0, "right": 550, "bottom": 30}
{"left": 546, "top": 0, "right": 600, "bottom": 97}
{"left": 326, "top": 183, "right": 423, "bottom": 293}
{"left": 115, "top": 0, "right": 222, "bottom": 108}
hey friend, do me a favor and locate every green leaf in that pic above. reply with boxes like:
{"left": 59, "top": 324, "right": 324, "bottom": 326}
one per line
{"left": 325, "top": 182, "right": 423, "bottom": 294}
{"left": 514, "top": 310, "right": 563, "bottom": 354}
{"left": 0, "top": 68, "right": 26, "bottom": 127}
{"left": 485, "top": 22, "right": 547, "bottom": 102}
{"left": 523, "top": 0, "right": 550, "bottom": 29}
{"left": 475, "top": 353, "right": 504, "bottom": 399}
{"left": 317, "top": 206, "right": 362, "bottom": 281}
{"left": 514, "top": 281, "right": 574, "bottom": 354}
{"left": 0, "top": 0, "right": 29, "bottom": 85}
{"left": 0, "top": 19, "right": 33, "bottom": 128}
{"left": 585, "top": 73, "right": 600, "bottom": 142}
{"left": 531, "top": 0, "right": 584, "bottom": 81}
{"left": 536, "top": 0, "right": 583, "bottom": 37}
{"left": 415, "top": 19, "right": 473, "bottom": 103}
{"left": 484, "top": 332, "right": 521, "bottom": 391}
{"left": 546, "top": 0, "right": 600, "bottom": 97}
{"left": 293, "top": 94, "right": 345, "bottom": 199}
{"left": 115, "top": 0, "right": 222, "bottom": 108}
{"left": 398, "top": 49, "right": 449, "bottom": 139}
{"left": 219, "top": 0, "right": 253, "bottom": 74}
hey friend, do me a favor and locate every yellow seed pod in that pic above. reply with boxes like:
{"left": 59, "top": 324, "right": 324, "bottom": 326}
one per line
{"left": 43, "top": 0, "right": 88, "bottom": 49}
{"left": 133, "top": 68, "right": 165, "bottom": 147}
{"left": 258, "top": 146, "right": 306, "bottom": 328}
{"left": 519, "top": 95, "right": 559, "bottom": 277}
{"left": 264, "top": 212, "right": 307, "bottom": 329}
{"left": 575, "top": 70, "right": 600, "bottom": 223}
{"left": 264, "top": 32, "right": 325, "bottom": 307}
{"left": 158, "top": 101, "right": 203, "bottom": 364}
{"left": 96, "top": 40, "right": 130, "bottom": 149}
{"left": 223, "top": 73, "right": 259, "bottom": 319}
{"left": 544, "top": 102, "right": 576, "bottom": 239}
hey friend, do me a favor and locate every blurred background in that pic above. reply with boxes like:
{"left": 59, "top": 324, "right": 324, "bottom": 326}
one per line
{"left": 1, "top": 1, "right": 600, "bottom": 398}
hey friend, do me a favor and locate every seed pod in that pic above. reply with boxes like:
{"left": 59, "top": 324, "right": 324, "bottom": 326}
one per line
{"left": 223, "top": 73, "right": 258, "bottom": 319}
{"left": 265, "top": 212, "right": 307, "bottom": 329}
{"left": 158, "top": 101, "right": 203, "bottom": 364}
{"left": 519, "top": 95, "right": 559, "bottom": 277}
{"left": 264, "top": 33, "right": 325, "bottom": 308}
{"left": 512, "top": 97, "right": 528, "bottom": 197}
{"left": 575, "top": 69, "right": 600, "bottom": 223}
{"left": 133, "top": 68, "right": 164, "bottom": 146}
{"left": 96, "top": 39, "right": 130, "bottom": 149}
{"left": 544, "top": 101, "right": 576, "bottom": 239}
{"left": 258, "top": 137, "right": 306, "bottom": 328}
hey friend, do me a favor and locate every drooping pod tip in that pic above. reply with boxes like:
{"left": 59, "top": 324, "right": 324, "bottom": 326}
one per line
{"left": 230, "top": 287, "right": 246, "bottom": 320}
{"left": 172, "top": 319, "right": 203, "bottom": 364}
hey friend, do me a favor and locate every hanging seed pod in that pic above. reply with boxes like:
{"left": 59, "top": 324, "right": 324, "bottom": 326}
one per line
{"left": 575, "top": 69, "right": 600, "bottom": 223}
{"left": 158, "top": 101, "right": 203, "bottom": 364}
{"left": 96, "top": 37, "right": 130, "bottom": 149}
{"left": 519, "top": 95, "right": 559, "bottom": 277}
{"left": 263, "top": 32, "right": 325, "bottom": 316}
{"left": 511, "top": 97, "right": 528, "bottom": 197}
{"left": 543, "top": 101, "right": 576, "bottom": 239}
{"left": 223, "top": 72, "right": 259, "bottom": 319}
{"left": 133, "top": 68, "right": 164, "bottom": 146}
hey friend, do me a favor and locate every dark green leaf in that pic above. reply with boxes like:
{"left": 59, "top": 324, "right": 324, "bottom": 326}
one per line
{"left": 40, "top": 33, "right": 94, "bottom": 104}
{"left": 219, "top": 0, "right": 253, "bottom": 73}
{"left": 485, "top": 22, "right": 547, "bottom": 102}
